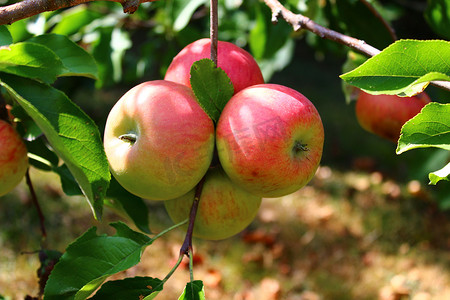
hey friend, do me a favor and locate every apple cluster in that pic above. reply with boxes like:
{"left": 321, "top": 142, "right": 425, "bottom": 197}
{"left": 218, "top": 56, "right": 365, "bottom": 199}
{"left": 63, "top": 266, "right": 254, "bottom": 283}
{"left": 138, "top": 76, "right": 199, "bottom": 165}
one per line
{"left": 104, "top": 39, "right": 324, "bottom": 240}
{"left": 0, "top": 119, "right": 29, "bottom": 197}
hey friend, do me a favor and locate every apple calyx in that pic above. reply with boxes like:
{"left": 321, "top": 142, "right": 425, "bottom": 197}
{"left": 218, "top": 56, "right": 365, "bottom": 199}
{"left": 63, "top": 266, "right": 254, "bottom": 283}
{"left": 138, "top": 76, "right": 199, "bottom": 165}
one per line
{"left": 293, "top": 140, "right": 309, "bottom": 155}
{"left": 118, "top": 133, "right": 137, "bottom": 145}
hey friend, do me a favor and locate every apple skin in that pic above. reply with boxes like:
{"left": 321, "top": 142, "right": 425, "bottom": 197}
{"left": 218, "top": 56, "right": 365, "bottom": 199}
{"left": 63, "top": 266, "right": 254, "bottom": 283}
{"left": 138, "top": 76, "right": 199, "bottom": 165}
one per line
{"left": 355, "top": 91, "right": 431, "bottom": 142}
{"left": 216, "top": 84, "right": 324, "bottom": 198}
{"left": 164, "top": 167, "right": 262, "bottom": 241}
{"left": 103, "top": 80, "right": 215, "bottom": 200}
{"left": 164, "top": 38, "right": 264, "bottom": 94}
{"left": 0, "top": 120, "right": 28, "bottom": 196}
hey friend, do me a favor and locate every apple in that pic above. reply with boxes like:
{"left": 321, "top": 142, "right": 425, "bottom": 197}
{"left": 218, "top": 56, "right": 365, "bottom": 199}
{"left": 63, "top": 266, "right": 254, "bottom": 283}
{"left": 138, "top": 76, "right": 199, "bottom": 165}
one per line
{"left": 103, "top": 80, "right": 215, "bottom": 200}
{"left": 164, "top": 38, "right": 264, "bottom": 94}
{"left": 164, "top": 167, "right": 262, "bottom": 240}
{"left": 355, "top": 90, "right": 431, "bottom": 142}
{"left": 0, "top": 119, "right": 28, "bottom": 196}
{"left": 216, "top": 84, "right": 324, "bottom": 198}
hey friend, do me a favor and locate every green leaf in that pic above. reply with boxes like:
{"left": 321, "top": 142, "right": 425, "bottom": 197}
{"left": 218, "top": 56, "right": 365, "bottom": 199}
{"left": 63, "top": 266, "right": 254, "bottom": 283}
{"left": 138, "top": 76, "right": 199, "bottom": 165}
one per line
{"left": 51, "top": 6, "right": 102, "bottom": 36}
{"left": 396, "top": 103, "right": 450, "bottom": 154}
{"left": 178, "top": 281, "right": 205, "bottom": 300}
{"left": 249, "top": 4, "right": 267, "bottom": 60}
{"left": 25, "top": 137, "right": 60, "bottom": 171}
{"left": 429, "top": 162, "right": 450, "bottom": 184}
{"left": 27, "top": 34, "right": 98, "bottom": 79}
{"left": 0, "top": 42, "right": 65, "bottom": 83}
{"left": 425, "top": 0, "right": 450, "bottom": 39}
{"left": 190, "top": 59, "right": 234, "bottom": 123}
{"left": 54, "top": 164, "right": 84, "bottom": 196}
{"left": 0, "top": 74, "right": 110, "bottom": 219}
{"left": 340, "top": 40, "right": 450, "bottom": 96}
{"left": 0, "top": 25, "right": 12, "bottom": 46}
{"left": 173, "top": 0, "right": 207, "bottom": 32}
{"left": 89, "top": 277, "right": 163, "bottom": 299}
{"left": 106, "top": 177, "right": 151, "bottom": 234}
{"left": 44, "top": 222, "right": 152, "bottom": 300}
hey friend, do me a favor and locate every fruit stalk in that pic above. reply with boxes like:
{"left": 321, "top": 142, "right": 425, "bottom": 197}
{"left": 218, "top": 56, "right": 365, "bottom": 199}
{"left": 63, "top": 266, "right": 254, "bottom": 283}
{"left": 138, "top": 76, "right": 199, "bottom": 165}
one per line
{"left": 25, "top": 169, "right": 47, "bottom": 240}
{"left": 210, "top": 0, "right": 218, "bottom": 66}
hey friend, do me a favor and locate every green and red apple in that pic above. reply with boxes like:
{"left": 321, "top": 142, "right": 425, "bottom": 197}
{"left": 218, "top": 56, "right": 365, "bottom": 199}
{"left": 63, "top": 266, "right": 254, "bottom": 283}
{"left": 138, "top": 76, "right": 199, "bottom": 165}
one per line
{"left": 164, "top": 38, "right": 264, "bottom": 94}
{"left": 103, "top": 80, "right": 215, "bottom": 200}
{"left": 216, "top": 84, "right": 324, "bottom": 198}
{"left": 164, "top": 167, "right": 262, "bottom": 240}
{"left": 0, "top": 119, "right": 28, "bottom": 196}
{"left": 355, "top": 90, "right": 431, "bottom": 142}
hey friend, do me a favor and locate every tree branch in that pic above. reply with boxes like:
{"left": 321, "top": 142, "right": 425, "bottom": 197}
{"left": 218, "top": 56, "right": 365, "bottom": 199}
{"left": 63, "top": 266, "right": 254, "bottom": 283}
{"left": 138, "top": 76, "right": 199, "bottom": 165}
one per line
{"left": 263, "top": 0, "right": 450, "bottom": 92}
{"left": 0, "top": 0, "right": 156, "bottom": 25}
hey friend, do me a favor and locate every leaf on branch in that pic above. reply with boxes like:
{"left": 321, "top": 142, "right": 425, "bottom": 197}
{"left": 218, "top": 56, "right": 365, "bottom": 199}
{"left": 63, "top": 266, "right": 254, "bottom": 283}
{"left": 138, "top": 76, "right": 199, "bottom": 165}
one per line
{"left": 0, "top": 42, "right": 64, "bottom": 83}
{"left": 89, "top": 276, "right": 163, "bottom": 299}
{"left": 425, "top": 0, "right": 450, "bottom": 40}
{"left": 27, "top": 34, "right": 98, "bottom": 79}
{"left": 43, "top": 222, "right": 152, "bottom": 300}
{"left": 340, "top": 40, "right": 450, "bottom": 96}
{"left": 178, "top": 280, "right": 205, "bottom": 300}
{"left": 0, "top": 74, "right": 110, "bottom": 219}
{"left": 396, "top": 102, "right": 450, "bottom": 154}
{"left": 190, "top": 59, "right": 234, "bottom": 123}
{"left": 429, "top": 162, "right": 450, "bottom": 185}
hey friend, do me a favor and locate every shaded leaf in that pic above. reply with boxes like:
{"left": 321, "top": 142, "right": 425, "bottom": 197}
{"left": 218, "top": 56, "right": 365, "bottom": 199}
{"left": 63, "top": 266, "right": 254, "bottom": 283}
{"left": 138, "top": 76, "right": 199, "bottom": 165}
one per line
{"left": 44, "top": 222, "right": 152, "bottom": 300}
{"left": 340, "top": 40, "right": 450, "bottom": 96}
{"left": 90, "top": 277, "right": 163, "bottom": 300}
{"left": 425, "top": 0, "right": 450, "bottom": 39}
{"left": 0, "top": 25, "right": 12, "bottom": 46}
{"left": 0, "top": 74, "right": 110, "bottom": 219}
{"left": 190, "top": 59, "right": 234, "bottom": 123}
{"left": 51, "top": 6, "right": 102, "bottom": 36}
{"left": 28, "top": 34, "right": 98, "bottom": 79}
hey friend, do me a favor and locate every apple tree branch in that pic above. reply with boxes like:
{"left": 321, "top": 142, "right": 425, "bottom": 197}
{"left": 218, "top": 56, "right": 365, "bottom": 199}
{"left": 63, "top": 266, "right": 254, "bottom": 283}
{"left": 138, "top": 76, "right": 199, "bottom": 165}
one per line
{"left": 263, "top": 0, "right": 450, "bottom": 92}
{"left": 0, "top": 0, "right": 156, "bottom": 25}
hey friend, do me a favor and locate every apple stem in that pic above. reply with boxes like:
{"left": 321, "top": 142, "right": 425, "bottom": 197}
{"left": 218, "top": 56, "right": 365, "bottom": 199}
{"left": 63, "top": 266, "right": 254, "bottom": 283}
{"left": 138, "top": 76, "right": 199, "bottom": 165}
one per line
{"left": 210, "top": 0, "right": 218, "bottom": 66}
{"left": 25, "top": 169, "right": 47, "bottom": 241}
{"left": 179, "top": 175, "right": 206, "bottom": 258}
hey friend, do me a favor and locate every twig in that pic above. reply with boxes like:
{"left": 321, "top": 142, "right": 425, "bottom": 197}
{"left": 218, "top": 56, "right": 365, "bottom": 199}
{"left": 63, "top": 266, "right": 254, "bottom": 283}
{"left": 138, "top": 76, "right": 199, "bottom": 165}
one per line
{"left": 0, "top": 0, "right": 157, "bottom": 25}
{"left": 263, "top": 0, "right": 381, "bottom": 56}
{"left": 179, "top": 176, "right": 206, "bottom": 257}
{"left": 210, "top": 0, "right": 218, "bottom": 66}
{"left": 25, "top": 169, "right": 47, "bottom": 240}
{"left": 263, "top": 0, "right": 450, "bottom": 92}
{"left": 359, "top": 0, "right": 397, "bottom": 41}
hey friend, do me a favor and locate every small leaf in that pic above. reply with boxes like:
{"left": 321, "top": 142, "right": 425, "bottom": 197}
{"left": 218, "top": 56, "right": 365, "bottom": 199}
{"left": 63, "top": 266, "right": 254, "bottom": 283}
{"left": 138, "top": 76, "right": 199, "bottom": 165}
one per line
{"left": 173, "top": 0, "right": 207, "bottom": 32}
{"left": 27, "top": 34, "right": 98, "bottom": 79}
{"left": 190, "top": 59, "right": 234, "bottom": 123}
{"left": 0, "top": 74, "right": 110, "bottom": 219}
{"left": 178, "top": 281, "right": 205, "bottom": 300}
{"left": 89, "top": 277, "right": 163, "bottom": 299}
{"left": 0, "top": 25, "right": 12, "bottom": 46}
{"left": 51, "top": 6, "right": 102, "bottom": 36}
{"left": 340, "top": 40, "right": 450, "bottom": 96}
{"left": 44, "top": 222, "right": 152, "bottom": 300}
{"left": 396, "top": 103, "right": 450, "bottom": 154}
{"left": 429, "top": 162, "right": 450, "bottom": 185}
{"left": 0, "top": 42, "right": 64, "bottom": 83}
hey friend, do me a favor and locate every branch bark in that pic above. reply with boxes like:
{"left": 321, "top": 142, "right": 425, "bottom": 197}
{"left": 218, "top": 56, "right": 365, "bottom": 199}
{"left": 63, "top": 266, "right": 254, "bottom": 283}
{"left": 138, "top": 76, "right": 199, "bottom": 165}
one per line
{"left": 0, "top": 0, "right": 156, "bottom": 25}
{"left": 263, "top": 0, "right": 450, "bottom": 92}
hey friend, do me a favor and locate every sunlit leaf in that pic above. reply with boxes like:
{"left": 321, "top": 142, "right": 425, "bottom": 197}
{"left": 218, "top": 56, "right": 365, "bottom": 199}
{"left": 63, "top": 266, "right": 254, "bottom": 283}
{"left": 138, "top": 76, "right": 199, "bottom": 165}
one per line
{"left": 341, "top": 40, "right": 450, "bottom": 96}
{"left": 0, "top": 74, "right": 110, "bottom": 219}
{"left": 90, "top": 277, "right": 163, "bottom": 299}
{"left": 44, "top": 222, "right": 152, "bottom": 300}
{"left": 178, "top": 281, "right": 205, "bottom": 300}
{"left": 429, "top": 162, "right": 450, "bottom": 184}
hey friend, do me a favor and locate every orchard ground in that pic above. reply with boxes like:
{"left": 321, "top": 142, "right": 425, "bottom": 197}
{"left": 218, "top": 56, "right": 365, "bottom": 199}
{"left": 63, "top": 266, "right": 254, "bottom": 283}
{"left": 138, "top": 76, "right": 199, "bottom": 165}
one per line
{"left": 1, "top": 41, "right": 450, "bottom": 299}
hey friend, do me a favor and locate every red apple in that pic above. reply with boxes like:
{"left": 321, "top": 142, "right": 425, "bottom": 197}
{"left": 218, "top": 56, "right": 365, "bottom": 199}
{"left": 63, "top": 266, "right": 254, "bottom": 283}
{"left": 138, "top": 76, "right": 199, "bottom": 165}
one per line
{"left": 216, "top": 84, "right": 324, "bottom": 198}
{"left": 355, "top": 91, "right": 431, "bottom": 142}
{"left": 0, "top": 119, "right": 28, "bottom": 196}
{"left": 164, "top": 167, "right": 262, "bottom": 240}
{"left": 103, "top": 80, "right": 215, "bottom": 200}
{"left": 164, "top": 38, "right": 264, "bottom": 94}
